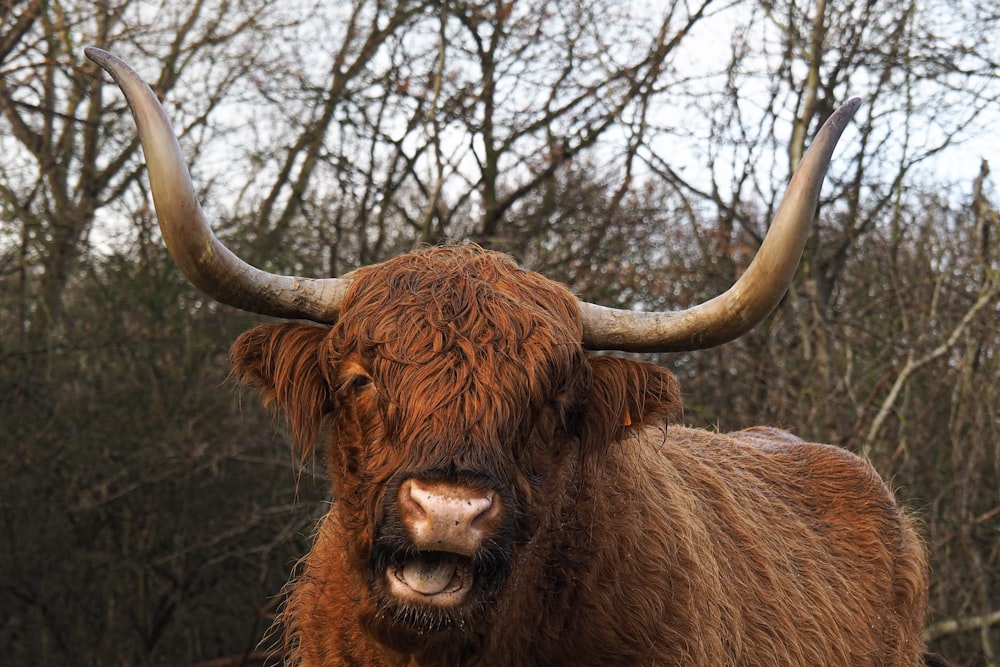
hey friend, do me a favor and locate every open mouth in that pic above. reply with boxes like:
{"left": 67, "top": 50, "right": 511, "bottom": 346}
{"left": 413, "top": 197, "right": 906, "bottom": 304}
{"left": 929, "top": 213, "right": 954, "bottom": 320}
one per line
{"left": 366, "top": 546, "right": 509, "bottom": 643}
{"left": 386, "top": 551, "right": 475, "bottom": 605}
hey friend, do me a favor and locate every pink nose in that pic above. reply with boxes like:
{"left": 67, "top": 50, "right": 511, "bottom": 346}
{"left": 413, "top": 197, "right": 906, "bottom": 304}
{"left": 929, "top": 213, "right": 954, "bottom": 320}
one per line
{"left": 397, "top": 478, "right": 501, "bottom": 556}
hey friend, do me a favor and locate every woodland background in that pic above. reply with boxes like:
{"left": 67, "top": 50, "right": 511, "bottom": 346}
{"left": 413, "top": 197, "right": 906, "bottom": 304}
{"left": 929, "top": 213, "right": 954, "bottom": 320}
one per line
{"left": 1, "top": 0, "right": 999, "bottom": 665}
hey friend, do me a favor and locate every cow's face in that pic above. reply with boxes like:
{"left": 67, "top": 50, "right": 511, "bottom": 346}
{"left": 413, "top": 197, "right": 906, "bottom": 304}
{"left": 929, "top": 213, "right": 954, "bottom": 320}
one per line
{"left": 231, "top": 246, "right": 680, "bottom": 644}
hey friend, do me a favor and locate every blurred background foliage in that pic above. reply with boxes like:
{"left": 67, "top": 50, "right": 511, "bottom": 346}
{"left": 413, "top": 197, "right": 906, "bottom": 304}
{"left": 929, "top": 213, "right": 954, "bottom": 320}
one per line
{"left": 1, "top": 0, "right": 998, "bottom": 664}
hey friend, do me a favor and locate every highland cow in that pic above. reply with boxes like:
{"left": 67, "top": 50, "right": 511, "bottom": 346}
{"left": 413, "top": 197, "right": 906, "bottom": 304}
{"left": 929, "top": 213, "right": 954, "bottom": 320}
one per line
{"left": 87, "top": 47, "right": 946, "bottom": 666}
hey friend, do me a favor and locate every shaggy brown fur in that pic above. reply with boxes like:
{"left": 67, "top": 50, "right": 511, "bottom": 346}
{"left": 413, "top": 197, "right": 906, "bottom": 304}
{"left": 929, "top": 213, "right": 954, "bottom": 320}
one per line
{"left": 231, "top": 245, "right": 938, "bottom": 666}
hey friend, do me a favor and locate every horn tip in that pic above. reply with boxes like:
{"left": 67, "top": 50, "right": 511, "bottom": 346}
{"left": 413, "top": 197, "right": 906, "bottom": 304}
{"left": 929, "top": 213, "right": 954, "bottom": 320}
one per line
{"left": 84, "top": 46, "right": 109, "bottom": 64}
{"left": 812, "top": 98, "right": 862, "bottom": 151}
{"left": 84, "top": 47, "right": 132, "bottom": 77}
{"left": 836, "top": 97, "right": 863, "bottom": 122}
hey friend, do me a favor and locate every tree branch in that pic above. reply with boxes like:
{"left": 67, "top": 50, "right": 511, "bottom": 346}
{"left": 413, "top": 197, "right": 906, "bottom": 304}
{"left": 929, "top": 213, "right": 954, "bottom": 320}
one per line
{"left": 925, "top": 609, "right": 1000, "bottom": 642}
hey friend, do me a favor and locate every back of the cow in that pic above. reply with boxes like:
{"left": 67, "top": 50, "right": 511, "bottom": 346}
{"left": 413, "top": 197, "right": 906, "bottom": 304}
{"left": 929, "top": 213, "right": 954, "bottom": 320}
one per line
{"left": 567, "top": 424, "right": 937, "bottom": 666}
{"left": 741, "top": 426, "right": 933, "bottom": 665}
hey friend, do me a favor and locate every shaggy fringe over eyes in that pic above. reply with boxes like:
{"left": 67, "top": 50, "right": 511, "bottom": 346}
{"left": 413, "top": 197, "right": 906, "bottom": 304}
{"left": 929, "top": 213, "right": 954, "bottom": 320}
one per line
{"left": 227, "top": 249, "right": 686, "bottom": 469}
{"left": 230, "top": 322, "right": 331, "bottom": 461}
{"left": 330, "top": 246, "right": 590, "bottom": 470}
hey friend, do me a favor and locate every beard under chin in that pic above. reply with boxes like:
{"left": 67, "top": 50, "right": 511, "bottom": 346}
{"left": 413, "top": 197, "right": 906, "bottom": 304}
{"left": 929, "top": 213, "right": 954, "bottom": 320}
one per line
{"left": 357, "top": 583, "right": 492, "bottom": 657}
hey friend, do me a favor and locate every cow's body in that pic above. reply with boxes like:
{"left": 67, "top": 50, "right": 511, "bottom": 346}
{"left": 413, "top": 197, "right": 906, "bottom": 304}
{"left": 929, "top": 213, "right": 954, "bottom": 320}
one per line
{"left": 283, "top": 422, "right": 929, "bottom": 666}
{"left": 83, "top": 49, "right": 944, "bottom": 667}
{"left": 227, "top": 248, "right": 932, "bottom": 667}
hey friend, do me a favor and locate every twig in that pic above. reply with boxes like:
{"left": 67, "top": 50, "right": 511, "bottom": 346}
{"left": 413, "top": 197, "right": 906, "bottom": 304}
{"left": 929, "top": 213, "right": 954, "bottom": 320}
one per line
{"left": 925, "top": 609, "right": 1000, "bottom": 642}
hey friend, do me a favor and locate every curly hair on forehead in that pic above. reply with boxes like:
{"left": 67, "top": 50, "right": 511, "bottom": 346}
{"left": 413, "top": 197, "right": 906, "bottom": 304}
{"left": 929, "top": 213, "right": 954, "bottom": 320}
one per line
{"left": 337, "top": 245, "right": 583, "bottom": 349}
{"left": 333, "top": 245, "right": 592, "bottom": 465}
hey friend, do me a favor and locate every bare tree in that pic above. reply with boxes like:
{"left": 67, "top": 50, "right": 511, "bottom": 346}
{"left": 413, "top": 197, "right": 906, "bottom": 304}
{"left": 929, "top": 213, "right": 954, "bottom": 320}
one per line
{"left": 0, "top": 1, "right": 334, "bottom": 664}
{"left": 2, "top": 0, "right": 998, "bottom": 664}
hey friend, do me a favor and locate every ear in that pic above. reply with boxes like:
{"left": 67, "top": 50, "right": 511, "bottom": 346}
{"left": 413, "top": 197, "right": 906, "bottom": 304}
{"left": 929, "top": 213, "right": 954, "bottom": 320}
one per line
{"left": 583, "top": 356, "right": 682, "bottom": 450}
{"left": 230, "top": 322, "right": 332, "bottom": 458}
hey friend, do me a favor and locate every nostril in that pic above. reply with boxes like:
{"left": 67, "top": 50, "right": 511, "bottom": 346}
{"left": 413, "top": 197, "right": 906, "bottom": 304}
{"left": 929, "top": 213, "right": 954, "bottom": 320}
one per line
{"left": 470, "top": 491, "right": 498, "bottom": 527}
{"left": 399, "top": 479, "right": 428, "bottom": 521}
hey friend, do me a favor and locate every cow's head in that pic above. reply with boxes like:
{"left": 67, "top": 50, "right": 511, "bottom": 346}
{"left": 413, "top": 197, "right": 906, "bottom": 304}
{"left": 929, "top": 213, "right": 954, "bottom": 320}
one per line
{"left": 227, "top": 245, "right": 682, "bottom": 641}
{"left": 85, "top": 46, "right": 858, "bottom": 647}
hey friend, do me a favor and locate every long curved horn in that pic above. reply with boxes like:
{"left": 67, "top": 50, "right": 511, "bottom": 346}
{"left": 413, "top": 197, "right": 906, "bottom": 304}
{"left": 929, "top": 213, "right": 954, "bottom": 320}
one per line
{"left": 85, "top": 47, "right": 349, "bottom": 322}
{"left": 580, "top": 98, "right": 861, "bottom": 352}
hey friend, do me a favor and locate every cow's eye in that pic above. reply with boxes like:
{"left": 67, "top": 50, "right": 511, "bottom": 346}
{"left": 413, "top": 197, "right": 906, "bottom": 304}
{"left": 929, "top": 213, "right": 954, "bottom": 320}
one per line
{"left": 338, "top": 373, "right": 372, "bottom": 395}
